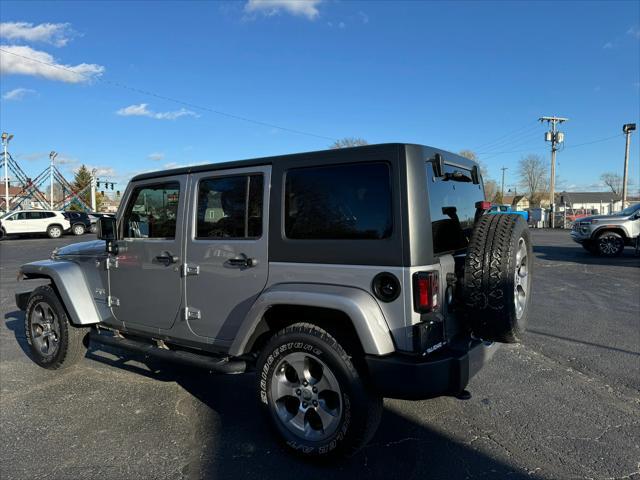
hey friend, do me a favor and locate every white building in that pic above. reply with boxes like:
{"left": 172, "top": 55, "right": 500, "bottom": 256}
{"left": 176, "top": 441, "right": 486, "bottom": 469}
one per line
{"left": 555, "top": 191, "right": 623, "bottom": 215}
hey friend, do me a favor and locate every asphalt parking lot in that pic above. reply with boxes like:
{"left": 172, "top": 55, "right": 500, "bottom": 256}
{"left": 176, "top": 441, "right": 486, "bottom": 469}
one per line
{"left": 1, "top": 230, "right": 639, "bottom": 480}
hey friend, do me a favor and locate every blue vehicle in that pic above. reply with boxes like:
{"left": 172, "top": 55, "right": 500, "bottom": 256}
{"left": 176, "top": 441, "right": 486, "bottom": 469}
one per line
{"left": 489, "top": 204, "right": 529, "bottom": 222}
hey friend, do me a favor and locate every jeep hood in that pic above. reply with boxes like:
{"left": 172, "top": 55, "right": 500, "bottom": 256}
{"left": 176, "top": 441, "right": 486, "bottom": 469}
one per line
{"left": 54, "top": 240, "right": 106, "bottom": 257}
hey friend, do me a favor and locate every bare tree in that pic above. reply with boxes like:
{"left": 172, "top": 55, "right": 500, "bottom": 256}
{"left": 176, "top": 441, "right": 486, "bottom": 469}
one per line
{"left": 484, "top": 179, "right": 498, "bottom": 202}
{"left": 330, "top": 137, "right": 369, "bottom": 149}
{"left": 517, "top": 154, "right": 548, "bottom": 207}
{"left": 600, "top": 172, "right": 623, "bottom": 199}
{"left": 459, "top": 149, "right": 495, "bottom": 200}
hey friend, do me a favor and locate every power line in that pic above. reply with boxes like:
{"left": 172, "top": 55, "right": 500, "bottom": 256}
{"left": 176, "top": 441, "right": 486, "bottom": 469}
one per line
{"left": 561, "top": 133, "right": 623, "bottom": 150}
{"left": 478, "top": 129, "right": 542, "bottom": 155}
{"left": 0, "top": 47, "right": 337, "bottom": 142}
{"left": 471, "top": 120, "right": 539, "bottom": 151}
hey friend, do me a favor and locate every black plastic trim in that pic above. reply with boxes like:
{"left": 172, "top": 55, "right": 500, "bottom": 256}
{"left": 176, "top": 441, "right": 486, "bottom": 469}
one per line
{"left": 365, "top": 340, "right": 485, "bottom": 400}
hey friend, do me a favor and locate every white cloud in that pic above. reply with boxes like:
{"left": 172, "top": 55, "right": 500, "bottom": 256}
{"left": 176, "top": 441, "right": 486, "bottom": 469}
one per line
{"left": 244, "top": 0, "right": 321, "bottom": 20}
{"left": 358, "top": 11, "right": 369, "bottom": 24}
{"left": 0, "top": 45, "right": 104, "bottom": 83}
{"left": 148, "top": 152, "right": 165, "bottom": 161}
{"left": 0, "top": 22, "right": 76, "bottom": 47}
{"left": 2, "top": 87, "right": 35, "bottom": 100}
{"left": 602, "top": 41, "right": 613, "bottom": 49}
{"left": 116, "top": 103, "right": 199, "bottom": 120}
{"left": 627, "top": 26, "right": 640, "bottom": 39}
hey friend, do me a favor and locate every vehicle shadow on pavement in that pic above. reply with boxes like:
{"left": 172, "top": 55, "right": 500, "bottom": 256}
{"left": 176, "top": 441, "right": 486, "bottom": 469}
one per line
{"left": 4, "top": 311, "right": 30, "bottom": 359}
{"left": 4, "top": 315, "right": 532, "bottom": 479}
{"left": 527, "top": 329, "right": 640, "bottom": 357}
{"left": 174, "top": 372, "right": 533, "bottom": 480}
{"left": 533, "top": 245, "right": 640, "bottom": 267}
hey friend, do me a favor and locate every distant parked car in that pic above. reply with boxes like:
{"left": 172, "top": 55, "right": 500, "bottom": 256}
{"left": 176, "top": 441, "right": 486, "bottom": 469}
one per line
{"left": 0, "top": 210, "right": 71, "bottom": 240}
{"left": 63, "top": 211, "right": 93, "bottom": 236}
{"left": 488, "top": 204, "right": 529, "bottom": 222}
{"left": 570, "top": 203, "right": 640, "bottom": 256}
{"left": 88, "top": 212, "right": 115, "bottom": 233}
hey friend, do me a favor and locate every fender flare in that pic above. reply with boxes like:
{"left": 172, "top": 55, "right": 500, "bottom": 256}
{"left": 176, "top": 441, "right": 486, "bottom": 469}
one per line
{"left": 229, "top": 283, "right": 395, "bottom": 356}
{"left": 591, "top": 225, "right": 630, "bottom": 240}
{"left": 19, "top": 260, "right": 102, "bottom": 325}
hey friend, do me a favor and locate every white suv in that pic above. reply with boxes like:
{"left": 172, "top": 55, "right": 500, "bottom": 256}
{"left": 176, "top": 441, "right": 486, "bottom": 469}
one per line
{"left": 0, "top": 210, "right": 70, "bottom": 239}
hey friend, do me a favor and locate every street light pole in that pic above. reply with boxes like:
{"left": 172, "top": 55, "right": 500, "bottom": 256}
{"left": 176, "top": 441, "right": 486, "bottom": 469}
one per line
{"left": 91, "top": 169, "right": 97, "bottom": 211}
{"left": 622, "top": 123, "right": 636, "bottom": 209}
{"left": 1, "top": 132, "right": 13, "bottom": 214}
{"left": 49, "top": 151, "right": 58, "bottom": 209}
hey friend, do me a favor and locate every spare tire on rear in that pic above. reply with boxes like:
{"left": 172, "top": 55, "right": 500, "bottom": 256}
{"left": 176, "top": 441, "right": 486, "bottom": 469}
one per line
{"left": 462, "top": 214, "right": 532, "bottom": 343}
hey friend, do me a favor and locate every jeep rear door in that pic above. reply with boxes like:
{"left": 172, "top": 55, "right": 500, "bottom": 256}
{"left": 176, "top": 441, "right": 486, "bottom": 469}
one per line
{"left": 184, "top": 166, "right": 270, "bottom": 340}
{"left": 109, "top": 175, "right": 186, "bottom": 330}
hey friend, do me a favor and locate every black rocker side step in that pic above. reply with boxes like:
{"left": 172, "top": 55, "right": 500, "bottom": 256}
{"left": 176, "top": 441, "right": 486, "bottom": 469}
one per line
{"left": 90, "top": 331, "right": 246, "bottom": 374}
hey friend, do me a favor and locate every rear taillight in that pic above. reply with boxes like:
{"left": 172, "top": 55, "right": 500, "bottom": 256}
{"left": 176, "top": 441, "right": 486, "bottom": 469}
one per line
{"left": 413, "top": 272, "right": 439, "bottom": 313}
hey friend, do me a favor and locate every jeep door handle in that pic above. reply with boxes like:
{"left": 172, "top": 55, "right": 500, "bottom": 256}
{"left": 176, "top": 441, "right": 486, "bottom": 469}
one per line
{"left": 155, "top": 252, "right": 179, "bottom": 266}
{"left": 227, "top": 254, "right": 257, "bottom": 268}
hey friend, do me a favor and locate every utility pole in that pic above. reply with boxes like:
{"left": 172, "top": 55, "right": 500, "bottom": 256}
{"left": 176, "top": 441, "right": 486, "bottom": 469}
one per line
{"left": 49, "top": 151, "right": 57, "bottom": 209}
{"left": 500, "top": 167, "right": 508, "bottom": 201}
{"left": 91, "top": 169, "right": 97, "bottom": 211}
{"left": 540, "top": 116, "right": 568, "bottom": 228}
{"left": 622, "top": 123, "right": 636, "bottom": 209}
{"left": 1, "top": 132, "right": 14, "bottom": 214}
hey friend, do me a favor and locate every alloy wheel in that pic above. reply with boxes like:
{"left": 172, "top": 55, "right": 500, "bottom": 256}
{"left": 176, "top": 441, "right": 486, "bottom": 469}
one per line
{"left": 270, "top": 351, "right": 343, "bottom": 442}
{"left": 30, "top": 302, "right": 61, "bottom": 357}
{"left": 514, "top": 237, "right": 529, "bottom": 320}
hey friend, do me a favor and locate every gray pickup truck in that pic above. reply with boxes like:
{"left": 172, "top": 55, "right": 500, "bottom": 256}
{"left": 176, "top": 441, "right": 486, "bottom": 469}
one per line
{"left": 570, "top": 203, "right": 640, "bottom": 256}
{"left": 15, "top": 144, "right": 532, "bottom": 457}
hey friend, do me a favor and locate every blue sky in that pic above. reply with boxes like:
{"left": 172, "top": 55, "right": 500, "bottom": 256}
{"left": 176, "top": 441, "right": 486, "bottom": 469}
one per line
{"left": 1, "top": 0, "right": 638, "bottom": 195}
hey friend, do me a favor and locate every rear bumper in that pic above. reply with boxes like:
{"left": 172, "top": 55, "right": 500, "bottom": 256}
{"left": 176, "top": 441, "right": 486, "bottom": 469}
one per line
{"left": 365, "top": 340, "right": 496, "bottom": 400}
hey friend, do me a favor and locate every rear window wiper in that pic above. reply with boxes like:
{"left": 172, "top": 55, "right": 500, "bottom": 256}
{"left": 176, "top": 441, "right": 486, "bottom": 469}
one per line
{"left": 442, "top": 171, "right": 473, "bottom": 182}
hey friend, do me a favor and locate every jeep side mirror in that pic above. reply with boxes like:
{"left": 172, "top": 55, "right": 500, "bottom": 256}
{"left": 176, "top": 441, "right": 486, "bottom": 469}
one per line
{"left": 97, "top": 216, "right": 117, "bottom": 241}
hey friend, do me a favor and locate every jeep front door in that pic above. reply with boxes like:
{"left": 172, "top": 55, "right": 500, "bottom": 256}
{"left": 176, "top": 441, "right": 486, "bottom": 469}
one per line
{"left": 185, "top": 166, "right": 270, "bottom": 340}
{"left": 109, "top": 177, "right": 186, "bottom": 330}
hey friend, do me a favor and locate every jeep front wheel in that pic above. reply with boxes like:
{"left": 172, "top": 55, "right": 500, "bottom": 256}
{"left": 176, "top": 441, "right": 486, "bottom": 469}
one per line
{"left": 462, "top": 214, "right": 533, "bottom": 343}
{"left": 25, "top": 286, "right": 89, "bottom": 369}
{"left": 596, "top": 231, "right": 625, "bottom": 257}
{"left": 257, "top": 323, "right": 382, "bottom": 458}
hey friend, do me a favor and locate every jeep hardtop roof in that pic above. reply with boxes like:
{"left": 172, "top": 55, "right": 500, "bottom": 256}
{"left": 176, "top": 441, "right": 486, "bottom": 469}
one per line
{"left": 131, "top": 143, "right": 478, "bottom": 182}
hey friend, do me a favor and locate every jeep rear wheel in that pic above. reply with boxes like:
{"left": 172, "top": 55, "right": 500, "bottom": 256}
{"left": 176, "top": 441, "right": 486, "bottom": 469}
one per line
{"left": 47, "top": 225, "right": 62, "bottom": 239}
{"left": 25, "top": 286, "right": 89, "bottom": 369}
{"left": 596, "top": 231, "right": 625, "bottom": 257}
{"left": 462, "top": 214, "right": 533, "bottom": 343}
{"left": 257, "top": 323, "right": 382, "bottom": 458}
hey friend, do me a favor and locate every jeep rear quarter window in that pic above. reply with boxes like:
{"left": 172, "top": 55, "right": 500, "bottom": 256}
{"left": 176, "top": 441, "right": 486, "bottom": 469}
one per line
{"left": 285, "top": 162, "right": 392, "bottom": 240}
{"left": 427, "top": 163, "right": 484, "bottom": 254}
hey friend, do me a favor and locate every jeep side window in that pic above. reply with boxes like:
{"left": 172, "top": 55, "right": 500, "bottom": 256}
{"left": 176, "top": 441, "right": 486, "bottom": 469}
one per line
{"left": 284, "top": 162, "right": 392, "bottom": 240}
{"left": 196, "top": 174, "right": 263, "bottom": 239}
{"left": 122, "top": 182, "right": 180, "bottom": 239}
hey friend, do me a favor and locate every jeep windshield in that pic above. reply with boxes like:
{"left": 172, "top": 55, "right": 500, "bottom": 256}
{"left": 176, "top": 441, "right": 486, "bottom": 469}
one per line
{"left": 618, "top": 203, "right": 640, "bottom": 216}
{"left": 427, "top": 163, "right": 485, "bottom": 254}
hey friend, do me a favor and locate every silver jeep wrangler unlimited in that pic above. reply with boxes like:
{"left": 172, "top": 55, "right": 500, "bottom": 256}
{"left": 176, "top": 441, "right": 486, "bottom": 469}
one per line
{"left": 16, "top": 144, "right": 532, "bottom": 457}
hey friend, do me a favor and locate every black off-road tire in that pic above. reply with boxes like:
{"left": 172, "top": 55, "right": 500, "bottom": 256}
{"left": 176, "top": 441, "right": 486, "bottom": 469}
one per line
{"left": 257, "top": 323, "right": 383, "bottom": 458}
{"left": 25, "top": 285, "right": 90, "bottom": 369}
{"left": 462, "top": 214, "right": 533, "bottom": 343}
{"left": 596, "top": 231, "right": 625, "bottom": 257}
